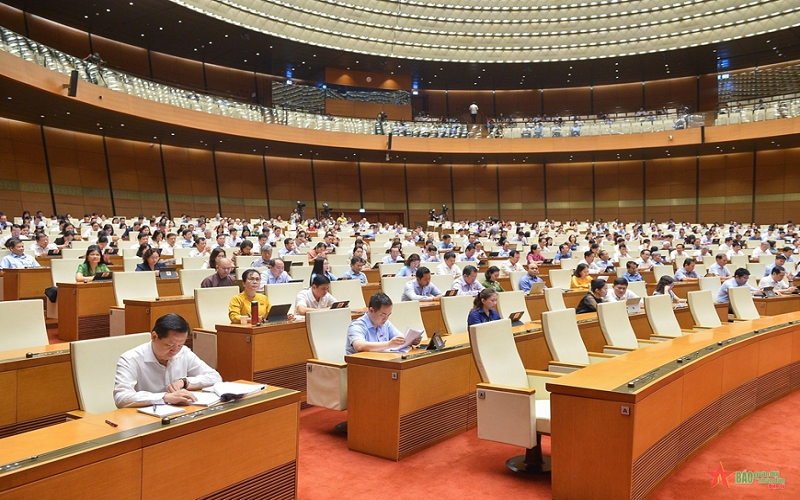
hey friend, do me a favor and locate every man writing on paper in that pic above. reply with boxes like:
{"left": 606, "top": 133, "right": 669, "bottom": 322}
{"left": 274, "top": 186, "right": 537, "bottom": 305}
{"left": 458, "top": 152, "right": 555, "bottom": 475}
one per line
{"left": 114, "top": 313, "right": 222, "bottom": 408}
{"left": 346, "top": 293, "right": 420, "bottom": 355}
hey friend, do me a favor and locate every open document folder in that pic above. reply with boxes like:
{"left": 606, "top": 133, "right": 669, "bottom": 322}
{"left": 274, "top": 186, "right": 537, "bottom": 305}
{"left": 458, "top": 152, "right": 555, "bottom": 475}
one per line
{"left": 137, "top": 382, "right": 267, "bottom": 414}
{"left": 386, "top": 327, "right": 424, "bottom": 353}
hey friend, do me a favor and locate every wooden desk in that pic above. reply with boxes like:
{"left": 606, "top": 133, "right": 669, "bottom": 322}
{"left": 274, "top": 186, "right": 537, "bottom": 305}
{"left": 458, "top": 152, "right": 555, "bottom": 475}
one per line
{"left": 754, "top": 295, "right": 800, "bottom": 316}
{"left": 214, "top": 322, "right": 312, "bottom": 402}
{"left": 2, "top": 268, "right": 52, "bottom": 301}
{"left": 346, "top": 332, "right": 480, "bottom": 461}
{"left": 363, "top": 269, "right": 380, "bottom": 284}
{"left": 546, "top": 312, "right": 800, "bottom": 499}
{"left": 155, "top": 277, "right": 181, "bottom": 296}
{"left": 123, "top": 297, "right": 199, "bottom": 335}
{"left": 0, "top": 386, "right": 300, "bottom": 499}
{"left": 0, "top": 344, "right": 78, "bottom": 438}
{"left": 361, "top": 283, "right": 381, "bottom": 305}
{"left": 57, "top": 282, "right": 116, "bottom": 341}
{"left": 420, "top": 302, "right": 445, "bottom": 334}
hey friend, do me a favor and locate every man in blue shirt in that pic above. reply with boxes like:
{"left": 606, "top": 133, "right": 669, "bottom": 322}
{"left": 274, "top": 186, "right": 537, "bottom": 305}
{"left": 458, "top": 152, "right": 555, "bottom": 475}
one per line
{"left": 401, "top": 267, "right": 443, "bottom": 301}
{"left": 451, "top": 265, "right": 484, "bottom": 297}
{"left": 260, "top": 258, "right": 290, "bottom": 285}
{"left": 763, "top": 254, "right": 787, "bottom": 277}
{"left": 622, "top": 261, "right": 643, "bottom": 282}
{"left": 341, "top": 257, "right": 368, "bottom": 284}
{"left": 0, "top": 238, "right": 40, "bottom": 269}
{"left": 519, "top": 264, "right": 547, "bottom": 293}
{"left": 438, "top": 234, "right": 454, "bottom": 253}
{"left": 346, "top": 293, "right": 418, "bottom": 355}
{"left": 717, "top": 268, "right": 763, "bottom": 305}
{"left": 553, "top": 243, "right": 572, "bottom": 262}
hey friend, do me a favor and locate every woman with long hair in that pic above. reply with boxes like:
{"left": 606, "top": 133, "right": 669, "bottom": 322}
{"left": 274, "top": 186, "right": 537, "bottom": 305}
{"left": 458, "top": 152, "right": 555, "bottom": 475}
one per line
{"left": 481, "top": 266, "right": 505, "bottom": 292}
{"left": 74, "top": 244, "right": 110, "bottom": 283}
{"left": 203, "top": 247, "right": 227, "bottom": 270}
{"left": 310, "top": 257, "right": 337, "bottom": 285}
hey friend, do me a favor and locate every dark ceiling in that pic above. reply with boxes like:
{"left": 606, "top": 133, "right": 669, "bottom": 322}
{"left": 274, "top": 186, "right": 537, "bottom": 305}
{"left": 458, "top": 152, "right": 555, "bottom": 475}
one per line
{"left": 3, "top": 0, "right": 800, "bottom": 91}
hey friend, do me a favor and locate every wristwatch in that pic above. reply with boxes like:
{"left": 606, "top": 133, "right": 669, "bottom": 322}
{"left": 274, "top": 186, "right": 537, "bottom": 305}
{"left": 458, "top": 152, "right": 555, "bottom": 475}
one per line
{"left": 181, "top": 377, "right": 189, "bottom": 390}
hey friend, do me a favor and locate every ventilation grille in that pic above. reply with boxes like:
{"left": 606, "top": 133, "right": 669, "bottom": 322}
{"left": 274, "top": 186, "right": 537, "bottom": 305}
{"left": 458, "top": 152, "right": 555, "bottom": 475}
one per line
{"left": 398, "top": 393, "right": 475, "bottom": 457}
{"left": 78, "top": 314, "right": 109, "bottom": 340}
{"left": 253, "top": 362, "right": 306, "bottom": 394}
{"left": 199, "top": 461, "right": 296, "bottom": 500}
{"left": 0, "top": 412, "right": 67, "bottom": 439}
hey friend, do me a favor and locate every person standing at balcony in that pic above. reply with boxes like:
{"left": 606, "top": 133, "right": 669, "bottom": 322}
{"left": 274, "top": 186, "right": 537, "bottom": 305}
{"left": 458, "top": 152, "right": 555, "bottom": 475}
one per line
{"left": 469, "top": 103, "right": 478, "bottom": 124}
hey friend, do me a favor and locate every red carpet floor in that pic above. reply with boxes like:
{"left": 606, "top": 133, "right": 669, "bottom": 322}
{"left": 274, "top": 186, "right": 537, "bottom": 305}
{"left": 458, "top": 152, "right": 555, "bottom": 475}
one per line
{"left": 298, "top": 390, "right": 800, "bottom": 499}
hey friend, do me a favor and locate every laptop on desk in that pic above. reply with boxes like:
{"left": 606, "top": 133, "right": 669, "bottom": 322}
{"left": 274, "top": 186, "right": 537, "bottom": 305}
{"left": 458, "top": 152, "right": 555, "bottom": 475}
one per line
{"left": 330, "top": 301, "right": 350, "bottom": 309}
{"left": 508, "top": 311, "right": 525, "bottom": 327}
{"left": 93, "top": 271, "right": 113, "bottom": 282}
{"left": 527, "top": 282, "right": 546, "bottom": 295}
{"left": 264, "top": 303, "right": 292, "bottom": 324}
{"left": 762, "top": 286, "right": 777, "bottom": 298}
{"left": 158, "top": 267, "right": 177, "bottom": 279}
{"left": 542, "top": 259, "right": 554, "bottom": 265}
{"left": 626, "top": 297, "right": 642, "bottom": 314}
{"left": 489, "top": 251, "right": 500, "bottom": 258}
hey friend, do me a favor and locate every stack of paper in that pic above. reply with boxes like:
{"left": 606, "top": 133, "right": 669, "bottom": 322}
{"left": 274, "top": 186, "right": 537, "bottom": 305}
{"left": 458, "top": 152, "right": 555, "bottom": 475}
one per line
{"left": 137, "top": 405, "right": 185, "bottom": 417}
{"left": 213, "top": 381, "right": 266, "bottom": 398}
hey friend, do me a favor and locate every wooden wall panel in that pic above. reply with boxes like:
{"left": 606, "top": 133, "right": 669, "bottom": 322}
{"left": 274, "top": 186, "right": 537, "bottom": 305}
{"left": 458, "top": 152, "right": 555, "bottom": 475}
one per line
{"left": 215, "top": 151, "right": 268, "bottom": 219}
{"left": 645, "top": 157, "right": 697, "bottom": 222}
{"left": 106, "top": 137, "right": 166, "bottom": 216}
{"left": 0, "top": 118, "right": 51, "bottom": 215}
{"left": 498, "top": 164, "right": 545, "bottom": 222}
{"left": 0, "top": 3, "right": 26, "bottom": 34}
{"left": 265, "top": 156, "right": 314, "bottom": 219}
{"left": 698, "top": 153, "right": 753, "bottom": 223}
{"left": 419, "top": 90, "right": 447, "bottom": 119}
{"left": 755, "top": 148, "right": 800, "bottom": 224}
{"left": 447, "top": 90, "right": 494, "bottom": 122}
{"left": 149, "top": 51, "right": 204, "bottom": 88}
{"left": 360, "top": 161, "right": 408, "bottom": 219}
{"left": 545, "top": 162, "right": 593, "bottom": 221}
{"left": 204, "top": 64, "right": 257, "bottom": 101}
{"left": 495, "top": 90, "right": 542, "bottom": 118}
{"left": 594, "top": 160, "right": 643, "bottom": 222}
{"left": 452, "top": 164, "right": 498, "bottom": 221}
{"left": 593, "top": 83, "right": 644, "bottom": 115}
{"left": 698, "top": 74, "right": 719, "bottom": 112}
{"left": 313, "top": 159, "right": 361, "bottom": 212}
{"left": 43, "top": 128, "right": 111, "bottom": 215}
{"left": 25, "top": 14, "right": 90, "bottom": 60}
{"left": 255, "top": 74, "right": 274, "bottom": 107}
{"left": 644, "top": 77, "right": 696, "bottom": 110}
{"left": 543, "top": 88, "right": 592, "bottom": 117}
{"left": 91, "top": 35, "right": 150, "bottom": 77}
{"left": 162, "top": 145, "right": 217, "bottom": 217}
{"left": 406, "top": 163, "right": 452, "bottom": 226}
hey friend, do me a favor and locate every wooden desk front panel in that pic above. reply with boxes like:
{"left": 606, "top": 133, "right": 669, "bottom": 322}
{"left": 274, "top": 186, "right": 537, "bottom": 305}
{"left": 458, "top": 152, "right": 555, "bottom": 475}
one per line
{"left": 57, "top": 282, "right": 115, "bottom": 341}
{"left": 2, "top": 268, "right": 52, "bottom": 301}
{"left": 141, "top": 404, "right": 298, "bottom": 500}
{"left": 754, "top": 296, "right": 800, "bottom": 316}
{"left": 156, "top": 277, "right": 181, "bottom": 296}
{"left": 123, "top": 298, "right": 199, "bottom": 335}
{"left": 420, "top": 303, "right": 444, "bottom": 334}
{"left": 361, "top": 283, "right": 381, "bottom": 305}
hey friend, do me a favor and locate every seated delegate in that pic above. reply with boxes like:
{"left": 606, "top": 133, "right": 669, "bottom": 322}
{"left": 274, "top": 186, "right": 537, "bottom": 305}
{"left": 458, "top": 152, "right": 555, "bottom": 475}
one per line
{"left": 575, "top": 279, "right": 608, "bottom": 314}
{"left": 1, "top": 237, "right": 40, "bottom": 269}
{"left": 295, "top": 275, "right": 339, "bottom": 315}
{"left": 75, "top": 245, "right": 110, "bottom": 283}
{"left": 113, "top": 313, "right": 222, "bottom": 408}
{"left": 135, "top": 248, "right": 167, "bottom": 273}
{"left": 229, "top": 269, "right": 272, "bottom": 323}
{"left": 401, "top": 267, "right": 443, "bottom": 302}
{"left": 346, "top": 293, "right": 418, "bottom": 354}
{"left": 467, "top": 289, "right": 501, "bottom": 326}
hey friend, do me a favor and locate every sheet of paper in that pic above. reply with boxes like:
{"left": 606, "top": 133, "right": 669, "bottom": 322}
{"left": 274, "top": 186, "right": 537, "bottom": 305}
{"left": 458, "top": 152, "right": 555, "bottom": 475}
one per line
{"left": 189, "top": 391, "right": 221, "bottom": 407}
{"left": 387, "top": 327, "right": 424, "bottom": 353}
{"left": 213, "top": 381, "right": 266, "bottom": 398}
{"left": 137, "top": 405, "right": 185, "bottom": 417}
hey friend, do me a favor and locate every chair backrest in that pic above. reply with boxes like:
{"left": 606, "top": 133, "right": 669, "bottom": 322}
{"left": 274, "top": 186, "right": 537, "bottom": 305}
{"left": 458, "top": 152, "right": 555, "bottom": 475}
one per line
{"left": 729, "top": 255, "right": 748, "bottom": 268}
{"left": 264, "top": 282, "right": 306, "bottom": 315}
{"left": 325, "top": 253, "right": 350, "bottom": 266}
{"left": 179, "top": 268, "right": 215, "bottom": 295}
{"left": 746, "top": 262, "right": 766, "bottom": 277}
{"left": 496, "top": 291, "right": 532, "bottom": 323}
{"left": 306, "top": 308, "right": 352, "bottom": 364}
{"left": 440, "top": 295, "right": 475, "bottom": 334}
{"left": 543, "top": 287, "right": 566, "bottom": 311}
{"left": 698, "top": 276, "right": 722, "bottom": 297}
{"left": 329, "top": 279, "right": 367, "bottom": 309}
{"left": 548, "top": 269, "right": 573, "bottom": 289}
{"left": 381, "top": 276, "right": 412, "bottom": 302}
{"left": 0, "top": 299, "right": 49, "bottom": 350}
{"left": 71, "top": 332, "right": 151, "bottom": 413}
{"left": 559, "top": 258, "right": 579, "bottom": 270}
{"left": 626, "top": 280, "right": 647, "bottom": 297}
{"left": 389, "top": 300, "right": 425, "bottom": 333}
{"left": 288, "top": 264, "right": 312, "bottom": 283}
{"left": 172, "top": 247, "right": 193, "bottom": 264}
{"left": 283, "top": 255, "right": 307, "bottom": 267}
{"left": 113, "top": 272, "right": 158, "bottom": 306}
{"left": 542, "top": 308, "right": 590, "bottom": 364}
{"left": 596, "top": 301, "right": 639, "bottom": 349}
{"left": 235, "top": 255, "right": 259, "bottom": 269}
{"left": 180, "top": 256, "right": 208, "bottom": 270}
{"left": 469, "top": 319, "right": 528, "bottom": 387}
{"left": 729, "top": 286, "right": 760, "bottom": 320}
{"left": 330, "top": 265, "right": 350, "bottom": 279}
{"left": 194, "top": 286, "right": 239, "bottom": 330}
{"left": 378, "top": 263, "right": 404, "bottom": 275}
{"left": 643, "top": 294, "right": 682, "bottom": 337}
{"left": 430, "top": 273, "right": 455, "bottom": 292}
{"left": 694, "top": 264, "right": 707, "bottom": 276}
{"left": 60, "top": 248, "right": 87, "bottom": 259}
{"left": 508, "top": 270, "right": 527, "bottom": 291}
{"left": 687, "top": 290, "right": 722, "bottom": 328}
{"left": 123, "top": 257, "right": 140, "bottom": 272}
{"left": 51, "top": 258, "right": 80, "bottom": 285}
{"left": 653, "top": 266, "right": 673, "bottom": 281}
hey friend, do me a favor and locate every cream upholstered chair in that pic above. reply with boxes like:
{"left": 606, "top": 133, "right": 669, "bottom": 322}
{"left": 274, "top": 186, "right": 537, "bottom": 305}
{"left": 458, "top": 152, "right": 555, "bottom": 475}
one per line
{"left": 60, "top": 248, "right": 86, "bottom": 259}
{"left": 542, "top": 308, "right": 614, "bottom": 373}
{"left": 325, "top": 253, "right": 350, "bottom": 266}
{"left": 0, "top": 299, "right": 49, "bottom": 351}
{"left": 330, "top": 279, "right": 367, "bottom": 309}
{"left": 288, "top": 264, "right": 312, "bottom": 283}
{"left": 687, "top": 290, "right": 723, "bottom": 328}
{"left": 643, "top": 294, "right": 699, "bottom": 338}
{"left": 543, "top": 288, "right": 566, "bottom": 311}
{"left": 192, "top": 286, "right": 240, "bottom": 368}
{"left": 48, "top": 259, "right": 80, "bottom": 319}
{"left": 559, "top": 258, "right": 579, "bottom": 270}
{"left": 180, "top": 256, "right": 208, "bottom": 270}
{"left": 71, "top": 332, "right": 151, "bottom": 413}
{"left": 746, "top": 262, "right": 766, "bottom": 278}
{"left": 123, "top": 257, "right": 140, "bottom": 272}
{"left": 389, "top": 300, "right": 426, "bottom": 335}
{"left": 508, "top": 270, "right": 527, "bottom": 291}
{"left": 381, "top": 276, "right": 411, "bottom": 302}
{"left": 110, "top": 272, "right": 158, "bottom": 336}
{"left": 306, "top": 308, "right": 351, "bottom": 415}
{"left": 283, "top": 255, "right": 307, "bottom": 267}
{"left": 729, "top": 286, "right": 760, "bottom": 320}
{"left": 698, "top": 277, "right": 722, "bottom": 298}
{"left": 329, "top": 264, "right": 350, "bottom": 279}
{"left": 440, "top": 295, "right": 474, "bottom": 334}
{"left": 179, "top": 268, "right": 215, "bottom": 295}
{"left": 264, "top": 282, "right": 305, "bottom": 315}
{"left": 496, "top": 291, "right": 532, "bottom": 323}
{"left": 626, "top": 280, "right": 647, "bottom": 297}
{"left": 430, "top": 273, "right": 454, "bottom": 293}
{"left": 470, "top": 319, "right": 561, "bottom": 474}
{"left": 548, "top": 269, "right": 572, "bottom": 289}
{"left": 235, "top": 255, "right": 258, "bottom": 269}
{"left": 652, "top": 266, "right": 673, "bottom": 281}
{"left": 596, "top": 301, "right": 660, "bottom": 354}
{"left": 378, "top": 262, "right": 404, "bottom": 276}
{"left": 172, "top": 247, "right": 192, "bottom": 265}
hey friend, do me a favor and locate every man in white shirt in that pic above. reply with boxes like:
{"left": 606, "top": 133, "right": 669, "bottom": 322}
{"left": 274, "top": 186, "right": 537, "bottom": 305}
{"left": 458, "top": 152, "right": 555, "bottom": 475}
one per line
{"left": 751, "top": 241, "right": 771, "bottom": 261}
{"left": 295, "top": 275, "right": 338, "bottom": 315}
{"left": 436, "top": 251, "right": 462, "bottom": 277}
{"left": 578, "top": 250, "right": 605, "bottom": 274}
{"left": 29, "top": 233, "right": 57, "bottom": 257}
{"left": 211, "top": 233, "right": 228, "bottom": 250}
{"left": 0, "top": 224, "right": 22, "bottom": 247}
{"left": 113, "top": 313, "right": 221, "bottom": 408}
{"left": 225, "top": 228, "right": 242, "bottom": 248}
{"left": 726, "top": 242, "right": 745, "bottom": 258}
{"left": 758, "top": 265, "right": 796, "bottom": 295}
{"left": 268, "top": 227, "right": 283, "bottom": 245}
{"left": 708, "top": 254, "right": 731, "bottom": 278}
{"left": 605, "top": 278, "right": 640, "bottom": 303}
{"left": 499, "top": 250, "right": 525, "bottom": 277}
{"left": 159, "top": 232, "right": 177, "bottom": 256}
{"left": 635, "top": 249, "right": 655, "bottom": 271}
{"left": 669, "top": 244, "right": 690, "bottom": 263}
